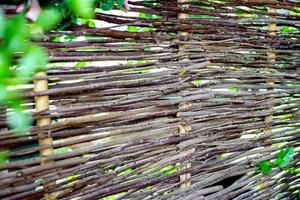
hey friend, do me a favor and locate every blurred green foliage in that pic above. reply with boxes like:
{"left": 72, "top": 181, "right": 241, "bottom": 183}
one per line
{"left": 0, "top": 12, "right": 42, "bottom": 133}
{"left": 0, "top": 0, "right": 125, "bottom": 134}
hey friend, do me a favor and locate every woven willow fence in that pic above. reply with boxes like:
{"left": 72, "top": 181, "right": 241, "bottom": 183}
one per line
{"left": 1, "top": 0, "right": 300, "bottom": 199}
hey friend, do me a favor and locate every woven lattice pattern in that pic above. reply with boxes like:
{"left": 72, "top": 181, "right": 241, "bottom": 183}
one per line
{"left": 0, "top": 1, "right": 299, "bottom": 199}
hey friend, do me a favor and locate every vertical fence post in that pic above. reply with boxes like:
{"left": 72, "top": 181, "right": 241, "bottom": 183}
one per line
{"left": 177, "top": 0, "right": 193, "bottom": 189}
{"left": 34, "top": 71, "right": 55, "bottom": 200}
{"left": 263, "top": 7, "right": 276, "bottom": 198}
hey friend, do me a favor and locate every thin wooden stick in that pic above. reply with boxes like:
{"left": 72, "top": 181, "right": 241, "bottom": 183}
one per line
{"left": 263, "top": 7, "right": 276, "bottom": 199}
{"left": 178, "top": 104, "right": 193, "bottom": 189}
{"left": 177, "top": 0, "right": 194, "bottom": 189}
{"left": 34, "top": 71, "right": 55, "bottom": 200}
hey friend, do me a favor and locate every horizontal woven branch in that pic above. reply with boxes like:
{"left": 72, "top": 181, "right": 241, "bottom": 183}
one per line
{"left": 0, "top": 1, "right": 299, "bottom": 199}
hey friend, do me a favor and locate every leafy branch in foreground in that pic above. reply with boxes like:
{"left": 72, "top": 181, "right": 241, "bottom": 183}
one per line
{"left": 0, "top": 0, "right": 127, "bottom": 133}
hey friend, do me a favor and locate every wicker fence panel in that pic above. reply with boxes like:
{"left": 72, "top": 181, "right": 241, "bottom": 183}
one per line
{"left": 0, "top": 1, "right": 299, "bottom": 199}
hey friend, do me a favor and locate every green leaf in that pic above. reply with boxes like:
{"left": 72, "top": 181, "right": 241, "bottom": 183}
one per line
{"left": 192, "top": 80, "right": 202, "bottom": 87}
{"left": 51, "top": 36, "right": 62, "bottom": 42}
{"left": 0, "top": 150, "right": 8, "bottom": 164}
{"left": 281, "top": 26, "right": 299, "bottom": 33}
{"left": 0, "top": 10, "right": 5, "bottom": 38}
{"left": 64, "top": 35, "right": 77, "bottom": 42}
{"left": 7, "top": 108, "right": 32, "bottom": 133}
{"left": 128, "top": 26, "right": 137, "bottom": 32}
{"left": 100, "top": 0, "right": 115, "bottom": 11}
{"left": 5, "top": 14, "right": 29, "bottom": 53}
{"left": 67, "top": 0, "right": 95, "bottom": 19}
{"left": 0, "top": 88, "right": 17, "bottom": 105}
{"left": 286, "top": 167, "right": 297, "bottom": 175}
{"left": 273, "top": 148, "right": 295, "bottom": 167}
{"left": 88, "top": 20, "right": 95, "bottom": 28}
{"left": 159, "top": 165, "right": 177, "bottom": 176}
{"left": 281, "top": 148, "right": 295, "bottom": 166}
{"left": 75, "top": 62, "right": 87, "bottom": 68}
{"left": 257, "top": 161, "right": 272, "bottom": 174}
{"left": 142, "top": 27, "right": 151, "bottom": 31}
{"left": 118, "top": 168, "right": 132, "bottom": 176}
{"left": 117, "top": 0, "right": 124, "bottom": 8}
{"left": 0, "top": 50, "right": 11, "bottom": 80}
{"left": 18, "top": 46, "right": 47, "bottom": 78}
{"left": 54, "top": 147, "right": 72, "bottom": 154}
{"left": 139, "top": 13, "right": 152, "bottom": 19}
{"left": 0, "top": 84, "right": 8, "bottom": 103}
{"left": 36, "top": 8, "right": 62, "bottom": 32}
{"left": 229, "top": 87, "right": 240, "bottom": 92}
